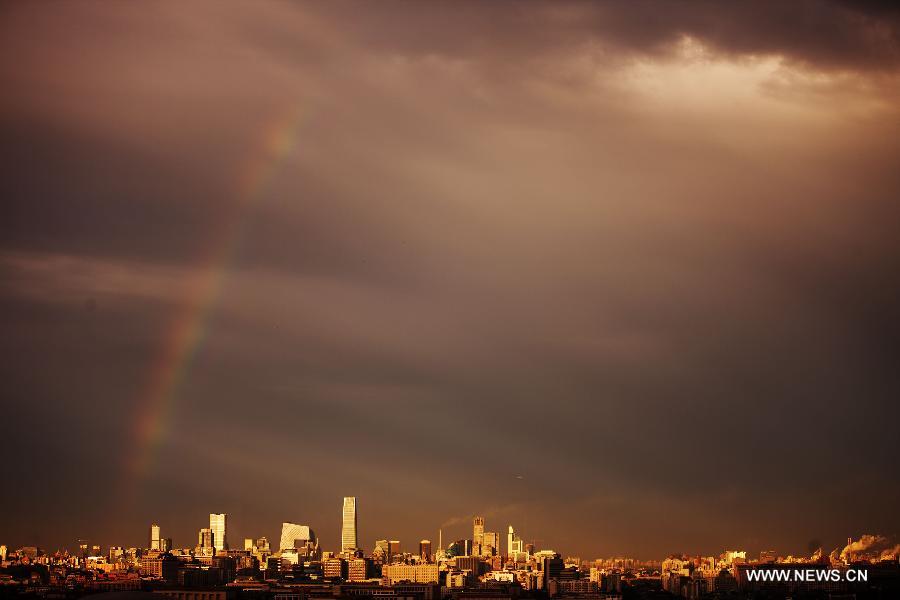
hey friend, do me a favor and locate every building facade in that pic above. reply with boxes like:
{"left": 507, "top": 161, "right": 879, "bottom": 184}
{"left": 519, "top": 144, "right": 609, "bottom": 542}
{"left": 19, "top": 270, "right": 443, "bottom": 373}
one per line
{"left": 150, "top": 524, "right": 161, "bottom": 551}
{"left": 382, "top": 563, "right": 439, "bottom": 584}
{"left": 341, "top": 497, "right": 357, "bottom": 553}
{"left": 507, "top": 526, "right": 523, "bottom": 560}
{"left": 419, "top": 540, "right": 432, "bottom": 562}
{"left": 279, "top": 522, "right": 317, "bottom": 557}
{"left": 210, "top": 513, "right": 228, "bottom": 551}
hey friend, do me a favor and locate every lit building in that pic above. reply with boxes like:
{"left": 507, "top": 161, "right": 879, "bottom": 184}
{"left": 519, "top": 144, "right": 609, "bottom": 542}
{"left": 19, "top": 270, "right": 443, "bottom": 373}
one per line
{"left": 210, "top": 513, "right": 228, "bottom": 551}
{"left": 445, "top": 571, "right": 466, "bottom": 588}
{"left": 279, "top": 522, "right": 318, "bottom": 557}
{"left": 140, "top": 552, "right": 178, "bottom": 581}
{"left": 341, "top": 497, "right": 357, "bottom": 553}
{"left": 473, "top": 517, "right": 484, "bottom": 547}
{"left": 150, "top": 524, "right": 161, "bottom": 551}
{"left": 382, "top": 563, "right": 439, "bottom": 584}
{"left": 419, "top": 540, "right": 432, "bottom": 562}
{"left": 482, "top": 532, "right": 499, "bottom": 556}
{"left": 507, "top": 526, "right": 523, "bottom": 559}
{"left": 324, "top": 557, "right": 348, "bottom": 579}
{"left": 348, "top": 557, "right": 376, "bottom": 581}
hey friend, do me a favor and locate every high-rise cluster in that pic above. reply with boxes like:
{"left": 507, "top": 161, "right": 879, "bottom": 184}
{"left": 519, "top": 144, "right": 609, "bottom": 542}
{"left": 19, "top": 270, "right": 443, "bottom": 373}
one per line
{"left": 3, "top": 500, "right": 894, "bottom": 599}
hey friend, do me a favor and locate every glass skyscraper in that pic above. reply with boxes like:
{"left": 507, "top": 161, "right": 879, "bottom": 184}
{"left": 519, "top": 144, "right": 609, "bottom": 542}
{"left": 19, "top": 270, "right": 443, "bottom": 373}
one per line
{"left": 149, "top": 523, "right": 161, "bottom": 551}
{"left": 341, "top": 497, "right": 357, "bottom": 553}
{"left": 210, "top": 513, "right": 227, "bottom": 551}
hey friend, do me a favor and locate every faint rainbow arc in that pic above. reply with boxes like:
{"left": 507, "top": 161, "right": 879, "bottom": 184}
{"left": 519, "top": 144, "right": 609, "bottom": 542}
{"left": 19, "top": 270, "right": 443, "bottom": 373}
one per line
{"left": 125, "top": 104, "right": 308, "bottom": 490}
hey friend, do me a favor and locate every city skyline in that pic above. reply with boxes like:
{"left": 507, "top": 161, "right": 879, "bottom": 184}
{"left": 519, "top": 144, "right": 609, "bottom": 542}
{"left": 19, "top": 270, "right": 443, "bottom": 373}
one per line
{"left": 4, "top": 499, "right": 895, "bottom": 566}
{"left": 2, "top": 0, "right": 899, "bottom": 567}
{"left": 3, "top": 515, "right": 896, "bottom": 599}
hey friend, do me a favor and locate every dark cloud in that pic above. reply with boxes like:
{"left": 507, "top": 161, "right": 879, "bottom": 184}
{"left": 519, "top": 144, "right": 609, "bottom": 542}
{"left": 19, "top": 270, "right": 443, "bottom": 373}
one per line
{"left": 1, "top": 1, "right": 899, "bottom": 560}
{"left": 306, "top": 0, "right": 900, "bottom": 70}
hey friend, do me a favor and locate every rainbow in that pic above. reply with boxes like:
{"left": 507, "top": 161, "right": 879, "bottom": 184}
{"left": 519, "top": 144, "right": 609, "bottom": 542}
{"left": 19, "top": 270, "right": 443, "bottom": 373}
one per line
{"left": 125, "top": 104, "right": 307, "bottom": 492}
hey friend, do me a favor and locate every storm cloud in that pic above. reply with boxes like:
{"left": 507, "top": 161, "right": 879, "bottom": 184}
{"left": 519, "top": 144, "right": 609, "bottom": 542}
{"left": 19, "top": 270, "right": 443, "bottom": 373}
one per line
{"left": 1, "top": 1, "right": 899, "bottom": 559}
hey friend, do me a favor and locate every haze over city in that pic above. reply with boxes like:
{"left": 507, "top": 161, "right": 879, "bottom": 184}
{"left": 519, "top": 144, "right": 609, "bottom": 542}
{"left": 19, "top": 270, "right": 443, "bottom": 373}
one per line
{"left": 2, "top": 0, "right": 899, "bottom": 564}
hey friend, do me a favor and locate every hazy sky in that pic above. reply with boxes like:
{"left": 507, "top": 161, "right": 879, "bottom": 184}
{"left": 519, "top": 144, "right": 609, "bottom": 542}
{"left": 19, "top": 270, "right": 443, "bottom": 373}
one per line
{"left": 2, "top": 1, "right": 899, "bottom": 560}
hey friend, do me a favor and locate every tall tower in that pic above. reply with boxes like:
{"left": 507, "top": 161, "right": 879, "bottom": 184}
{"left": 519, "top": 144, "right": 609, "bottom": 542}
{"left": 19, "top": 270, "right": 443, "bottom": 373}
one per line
{"left": 507, "top": 525, "right": 522, "bottom": 559}
{"left": 473, "top": 516, "right": 485, "bottom": 546}
{"left": 341, "top": 497, "right": 357, "bottom": 553}
{"left": 210, "top": 513, "right": 228, "bottom": 551}
{"left": 149, "top": 523, "right": 161, "bottom": 551}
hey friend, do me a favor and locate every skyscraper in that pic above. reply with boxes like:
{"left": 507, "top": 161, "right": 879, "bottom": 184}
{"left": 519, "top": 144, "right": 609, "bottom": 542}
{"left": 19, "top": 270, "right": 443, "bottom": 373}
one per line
{"left": 210, "top": 513, "right": 227, "bottom": 551}
{"left": 473, "top": 516, "right": 484, "bottom": 546}
{"left": 149, "top": 523, "right": 161, "bottom": 551}
{"left": 483, "top": 531, "right": 499, "bottom": 556}
{"left": 419, "top": 540, "right": 432, "bottom": 562}
{"left": 341, "top": 497, "right": 357, "bottom": 553}
{"left": 507, "top": 525, "right": 523, "bottom": 559}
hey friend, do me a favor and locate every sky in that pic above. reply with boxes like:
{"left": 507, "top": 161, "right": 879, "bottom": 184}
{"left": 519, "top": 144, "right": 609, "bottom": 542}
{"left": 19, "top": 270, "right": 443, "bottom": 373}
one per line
{"left": 1, "top": 1, "right": 899, "bottom": 560}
